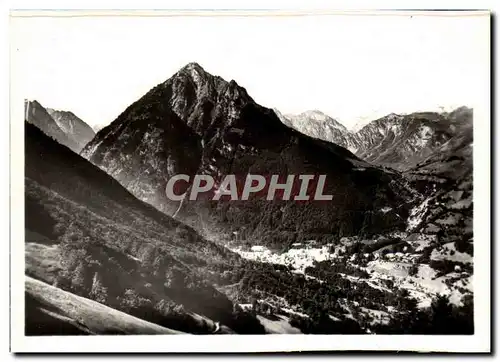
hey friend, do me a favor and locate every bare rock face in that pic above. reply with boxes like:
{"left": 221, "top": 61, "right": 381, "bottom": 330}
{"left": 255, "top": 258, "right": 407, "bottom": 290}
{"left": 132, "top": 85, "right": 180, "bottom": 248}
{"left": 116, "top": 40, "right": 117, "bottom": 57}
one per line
{"left": 46, "top": 108, "right": 95, "bottom": 151}
{"left": 274, "top": 109, "right": 362, "bottom": 154}
{"left": 25, "top": 100, "right": 95, "bottom": 153}
{"left": 278, "top": 107, "right": 472, "bottom": 172}
{"left": 353, "top": 110, "right": 468, "bottom": 171}
{"left": 404, "top": 108, "right": 473, "bottom": 245}
{"left": 82, "top": 63, "right": 412, "bottom": 245}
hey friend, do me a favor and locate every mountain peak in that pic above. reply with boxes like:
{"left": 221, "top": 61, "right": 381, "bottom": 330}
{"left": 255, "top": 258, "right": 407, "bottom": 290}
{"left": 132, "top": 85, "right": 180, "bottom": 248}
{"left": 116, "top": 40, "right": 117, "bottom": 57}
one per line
{"left": 292, "top": 110, "right": 348, "bottom": 131}
{"left": 299, "top": 110, "right": 336, "bottom": 121}
{"left": 167, "top": 62, "right": 227, "bottom": 94}
{"left": 179, "top": 61, "right": 206, "bottom": 73}
{"left": 25, "top": 99, "right": 43, "bottom": 109}
{"left": 176, "top": 62, "right": 213, "bottom": 80}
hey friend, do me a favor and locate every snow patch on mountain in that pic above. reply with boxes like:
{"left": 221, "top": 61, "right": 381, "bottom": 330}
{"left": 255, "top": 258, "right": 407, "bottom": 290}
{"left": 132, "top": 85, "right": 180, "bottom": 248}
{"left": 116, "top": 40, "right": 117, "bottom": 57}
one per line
{"left": 407, "top": 197, "right": 431, "bottom": 231}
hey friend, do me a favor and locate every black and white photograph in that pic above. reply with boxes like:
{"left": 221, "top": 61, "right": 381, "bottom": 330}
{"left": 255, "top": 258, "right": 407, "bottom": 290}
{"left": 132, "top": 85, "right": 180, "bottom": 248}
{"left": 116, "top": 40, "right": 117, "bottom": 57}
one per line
{"left": 9, "top": 7, "right": 491, "bottom": 353}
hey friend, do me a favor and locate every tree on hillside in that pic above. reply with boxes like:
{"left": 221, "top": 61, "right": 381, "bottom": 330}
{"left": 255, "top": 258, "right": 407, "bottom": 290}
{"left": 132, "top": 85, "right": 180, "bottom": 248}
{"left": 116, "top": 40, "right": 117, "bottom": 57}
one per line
{"left": 429, "top": 294, "right": 455, "bottom": 334}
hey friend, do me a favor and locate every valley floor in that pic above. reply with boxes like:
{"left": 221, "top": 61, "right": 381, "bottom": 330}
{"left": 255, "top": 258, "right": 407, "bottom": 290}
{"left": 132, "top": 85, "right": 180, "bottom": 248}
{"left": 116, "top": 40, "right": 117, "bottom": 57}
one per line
{"left": 228, "top": 230, "right": 473, "bottom": 330}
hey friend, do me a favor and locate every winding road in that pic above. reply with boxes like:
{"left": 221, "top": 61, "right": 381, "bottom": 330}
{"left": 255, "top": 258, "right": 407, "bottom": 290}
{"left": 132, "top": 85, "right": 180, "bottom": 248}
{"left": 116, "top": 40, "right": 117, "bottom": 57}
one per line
{"left": 212, "top": 322, "right": 220, "bottom": 334}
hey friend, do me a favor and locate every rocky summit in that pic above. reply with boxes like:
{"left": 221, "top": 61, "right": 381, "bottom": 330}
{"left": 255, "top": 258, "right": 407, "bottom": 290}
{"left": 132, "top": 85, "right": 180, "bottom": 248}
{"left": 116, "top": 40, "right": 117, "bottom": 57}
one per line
{"left": 47, "top": 107, "right": 95, "bottom": 151}
{"left": 279, "top": 107, "right": 472, "bottom": 171}
{"left": 25, "top": 100, "right": 95, "bottom": 153}
{"left": 82, "top": 63, "right": 413, "bottom": 244}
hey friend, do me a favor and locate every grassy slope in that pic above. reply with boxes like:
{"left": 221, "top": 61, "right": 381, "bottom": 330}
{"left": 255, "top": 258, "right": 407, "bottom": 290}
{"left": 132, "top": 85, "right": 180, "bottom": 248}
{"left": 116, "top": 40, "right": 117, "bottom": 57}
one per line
{"left": 26, "top": 276, "right": 183, "bottom": 335}
{"left": 24, "top": 122, "right": 259, "bottom": 334}
{"left": 256, "top": 314, "right": 301, "bottom": 334}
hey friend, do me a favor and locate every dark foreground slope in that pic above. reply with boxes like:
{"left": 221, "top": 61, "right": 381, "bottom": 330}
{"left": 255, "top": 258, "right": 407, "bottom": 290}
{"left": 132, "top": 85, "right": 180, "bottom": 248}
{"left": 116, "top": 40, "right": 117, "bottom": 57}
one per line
{"left": 82, "top": 63, "right": 413, "bottom": 245}
{"left": 26, "top": 276, "right": 183, "bottom": 335}
{"left": 25, "top": 122, "right": 263, "bottom": 334}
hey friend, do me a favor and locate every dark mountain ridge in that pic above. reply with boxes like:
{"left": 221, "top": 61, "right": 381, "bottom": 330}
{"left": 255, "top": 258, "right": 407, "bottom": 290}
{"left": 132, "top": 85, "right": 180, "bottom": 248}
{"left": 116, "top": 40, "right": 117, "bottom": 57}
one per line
{"left": 82, "top": 63, "right": 413, "bottom": 245}
{"left": 25, "top": 121, "right": 264, "bottom": 334}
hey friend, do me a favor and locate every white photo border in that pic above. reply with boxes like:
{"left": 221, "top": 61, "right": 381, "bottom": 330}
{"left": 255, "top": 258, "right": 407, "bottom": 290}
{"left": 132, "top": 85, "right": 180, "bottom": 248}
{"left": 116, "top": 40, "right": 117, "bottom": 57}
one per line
{"left": 7, "top": 1, "right": 492, "bottom": 354}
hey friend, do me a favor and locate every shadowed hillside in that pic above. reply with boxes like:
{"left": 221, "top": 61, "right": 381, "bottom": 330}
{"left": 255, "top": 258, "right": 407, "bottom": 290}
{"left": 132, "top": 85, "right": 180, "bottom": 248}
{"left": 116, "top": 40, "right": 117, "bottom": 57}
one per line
{"left": 25, "top": 121, "right": 264, "bottom": 334}
{"left": 82, "top": 63, "right": 414, "bottom": 245}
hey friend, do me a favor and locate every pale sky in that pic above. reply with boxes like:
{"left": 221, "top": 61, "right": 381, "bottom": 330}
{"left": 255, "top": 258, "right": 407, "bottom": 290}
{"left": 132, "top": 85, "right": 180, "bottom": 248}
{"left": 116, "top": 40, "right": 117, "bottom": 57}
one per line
{"left": 11, "top": 12, "right": 488, "bottom": 130}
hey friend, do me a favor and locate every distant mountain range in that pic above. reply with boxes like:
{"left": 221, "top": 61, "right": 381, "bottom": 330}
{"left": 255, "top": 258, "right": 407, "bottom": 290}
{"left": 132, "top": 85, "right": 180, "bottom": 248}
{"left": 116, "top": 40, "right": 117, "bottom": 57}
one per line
{"left": 25, "top": 100, "right": 95, "bottom": 153}
{"left": 277, "top": 106, "right": 473, "bottom": 245}
{"left": 277, "top": 107, "right": 472, "bottom": 171}
{"left": 23, "top": 64, "right": 473, "bottom": 259}
{"left": 404, "top": 106, "right": 473, "bottom": 244}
